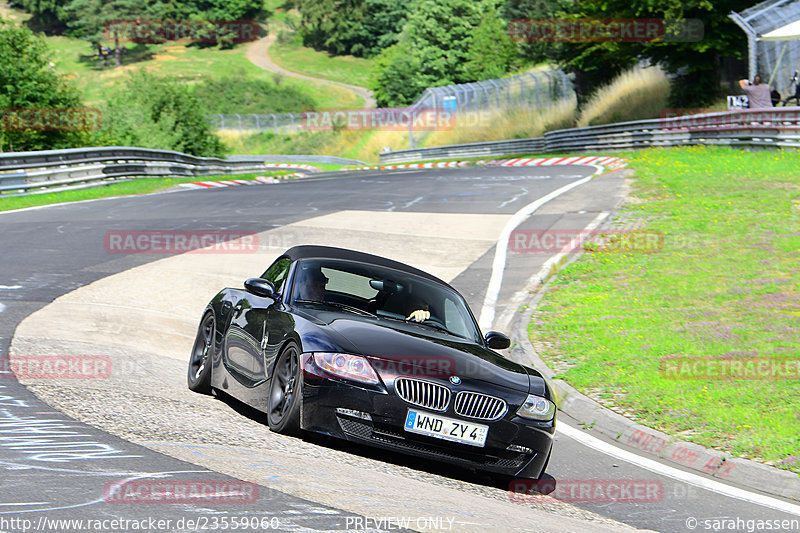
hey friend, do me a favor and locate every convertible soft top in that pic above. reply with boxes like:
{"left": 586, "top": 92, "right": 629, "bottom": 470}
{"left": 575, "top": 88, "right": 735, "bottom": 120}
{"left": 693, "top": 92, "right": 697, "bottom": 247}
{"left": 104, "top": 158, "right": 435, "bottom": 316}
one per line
{"left": 283, "top": 245, "right": 447, "bottom": 286}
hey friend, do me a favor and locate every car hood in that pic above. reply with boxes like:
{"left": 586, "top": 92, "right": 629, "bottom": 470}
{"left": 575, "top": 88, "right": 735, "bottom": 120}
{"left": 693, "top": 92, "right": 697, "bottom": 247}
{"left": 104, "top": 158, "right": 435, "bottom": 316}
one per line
{"left": 296, "top": 307, "right": 533, "bottom": 393}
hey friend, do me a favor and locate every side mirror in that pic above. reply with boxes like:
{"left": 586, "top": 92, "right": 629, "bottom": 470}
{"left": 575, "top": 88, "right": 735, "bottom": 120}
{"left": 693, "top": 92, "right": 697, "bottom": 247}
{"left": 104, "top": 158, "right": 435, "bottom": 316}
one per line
{"left": 244, "top": 278, "right": 276, "bottom": 299}
{"left": 485, "top": 331, "right": 510, "bottom": 350}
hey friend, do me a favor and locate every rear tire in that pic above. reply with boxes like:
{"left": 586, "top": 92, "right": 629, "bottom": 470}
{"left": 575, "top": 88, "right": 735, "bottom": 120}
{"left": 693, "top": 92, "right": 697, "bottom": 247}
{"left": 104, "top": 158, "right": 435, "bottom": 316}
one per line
{"left": 267, "top": 343, "right": 302, "bottom": 435}
{"left": 187, "top": 312, "right": 215, "bottom": 394}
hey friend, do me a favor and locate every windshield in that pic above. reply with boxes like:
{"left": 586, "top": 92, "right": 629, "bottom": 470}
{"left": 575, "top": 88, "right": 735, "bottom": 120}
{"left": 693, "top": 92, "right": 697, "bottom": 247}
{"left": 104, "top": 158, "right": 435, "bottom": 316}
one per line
{"left": 291, "top": 258, "right": 481, "bottom": 343}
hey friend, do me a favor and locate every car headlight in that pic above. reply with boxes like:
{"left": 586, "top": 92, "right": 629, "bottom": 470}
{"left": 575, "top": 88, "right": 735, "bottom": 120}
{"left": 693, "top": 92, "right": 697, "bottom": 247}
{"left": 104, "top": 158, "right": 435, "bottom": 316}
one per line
{"left": 312, "top": 352, "right": 380, "bottom": 385}
{"left": 516, "top": 395, "right": 556, "bottom": 421}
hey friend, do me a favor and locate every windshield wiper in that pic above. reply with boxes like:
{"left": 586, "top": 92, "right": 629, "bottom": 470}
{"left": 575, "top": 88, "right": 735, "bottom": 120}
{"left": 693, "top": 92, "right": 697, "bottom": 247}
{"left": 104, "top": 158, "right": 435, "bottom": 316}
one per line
{"left": 294, "top": 299, "right": 377, "bottom": 317}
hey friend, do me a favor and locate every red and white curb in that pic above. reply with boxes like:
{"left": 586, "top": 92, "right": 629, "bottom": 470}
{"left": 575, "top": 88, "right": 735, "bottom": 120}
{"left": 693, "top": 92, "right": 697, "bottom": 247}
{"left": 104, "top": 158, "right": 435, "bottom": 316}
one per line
{"left": 348, "top": 161, "right": 471, "bottom": 171}
{"left": 348, "top": 157, "right": 628, "bottom": 171}
{"left": 179, "top": 174, "right": 303, "bottom": 189}
{"left": 489, "top": 155, "right": 629, "bottom": 170}
{"left": 265, "top": 163, "right": 321, "bottom": 172}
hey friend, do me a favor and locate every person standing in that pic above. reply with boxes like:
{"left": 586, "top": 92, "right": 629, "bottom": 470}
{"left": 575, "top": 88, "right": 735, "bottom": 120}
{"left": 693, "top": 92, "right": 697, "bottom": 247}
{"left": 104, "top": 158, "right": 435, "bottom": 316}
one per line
{"left": 739, "top": 75, "right": 773, "bottom": 109}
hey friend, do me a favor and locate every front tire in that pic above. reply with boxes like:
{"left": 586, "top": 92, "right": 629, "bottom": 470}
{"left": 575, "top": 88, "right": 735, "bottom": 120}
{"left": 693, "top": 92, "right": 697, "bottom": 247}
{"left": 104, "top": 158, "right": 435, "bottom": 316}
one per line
{"left": 188, "top": 312, "right": 215, "bottom": 394}
{"left": 267, "top": 343, "right": 302, "bottom": 435}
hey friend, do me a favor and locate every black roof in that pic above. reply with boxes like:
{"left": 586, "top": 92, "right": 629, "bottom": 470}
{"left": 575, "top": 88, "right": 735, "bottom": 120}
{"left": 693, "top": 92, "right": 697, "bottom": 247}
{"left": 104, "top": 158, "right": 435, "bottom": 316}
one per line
{"left": 283, "top": 245, "right": 448, "bottom": 286}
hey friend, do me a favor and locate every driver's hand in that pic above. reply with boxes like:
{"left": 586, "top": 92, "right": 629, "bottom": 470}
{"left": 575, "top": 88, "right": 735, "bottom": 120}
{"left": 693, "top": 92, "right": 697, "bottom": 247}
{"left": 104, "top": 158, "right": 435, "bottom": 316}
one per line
{"left": 407, "top": 309, "right": 430, "bottom": 322}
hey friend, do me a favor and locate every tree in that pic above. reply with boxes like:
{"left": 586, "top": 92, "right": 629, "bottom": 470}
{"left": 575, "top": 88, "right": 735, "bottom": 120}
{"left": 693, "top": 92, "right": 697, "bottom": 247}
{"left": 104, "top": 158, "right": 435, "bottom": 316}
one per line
{"left": 464, "top": 6, "right": 517, "bottom": 81}
{"left": 371, "top": 40, "right": 423, "bottom": 107}
{"left": 10, "top": 0, "right": 67, "bottom": 33}
{"left": 0, "top": 18, "right": 91, "bottom": 151}
{"left": 298, "top": 0, "right": 410, "bottom": 58}
{"left": 371, "top": 0, "right": 496, "bottom": 106}
{"left": 100, "top": 71, "right": 225, "bottom": 156}
{"left": 539, "top": 0, "right": 754, "bottom": 106}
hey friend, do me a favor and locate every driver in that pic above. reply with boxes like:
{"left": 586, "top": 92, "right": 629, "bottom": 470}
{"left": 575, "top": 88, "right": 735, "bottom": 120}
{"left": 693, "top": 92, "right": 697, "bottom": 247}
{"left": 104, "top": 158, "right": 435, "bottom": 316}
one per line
{"left": 404, "top": 294, "right": 430, "bottom": 322}
{"left": 297, "top": 265, "right": 328, "bottom": 301}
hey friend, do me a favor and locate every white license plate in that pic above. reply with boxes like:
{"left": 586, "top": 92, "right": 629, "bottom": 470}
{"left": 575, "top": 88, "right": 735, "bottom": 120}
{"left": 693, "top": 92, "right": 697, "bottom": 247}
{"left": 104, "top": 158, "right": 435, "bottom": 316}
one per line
{"left": 404, "top": 409, "right": 488, "bottom": 447}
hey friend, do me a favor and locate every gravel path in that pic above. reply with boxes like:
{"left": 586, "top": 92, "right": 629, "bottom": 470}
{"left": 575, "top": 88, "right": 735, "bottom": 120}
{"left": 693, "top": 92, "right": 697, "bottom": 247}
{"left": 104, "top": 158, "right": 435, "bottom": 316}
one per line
{"left": 246, "top": 34, "right": 376, "bottom": 109}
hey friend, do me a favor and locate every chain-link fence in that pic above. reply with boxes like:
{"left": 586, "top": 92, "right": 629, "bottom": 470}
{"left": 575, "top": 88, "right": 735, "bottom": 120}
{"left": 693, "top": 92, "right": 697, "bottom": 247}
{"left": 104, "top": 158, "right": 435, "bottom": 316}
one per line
{"left": 207, "top": 113, "right": 303, "bottom": 134}
{"left": 730, "top": 0, "right": 800, "bottom": 99}
{"left": 208, "top": 69, "right": 573, "bottom": 134}
{"left": 408, "top": 70, "right": 573, "bottom": 115}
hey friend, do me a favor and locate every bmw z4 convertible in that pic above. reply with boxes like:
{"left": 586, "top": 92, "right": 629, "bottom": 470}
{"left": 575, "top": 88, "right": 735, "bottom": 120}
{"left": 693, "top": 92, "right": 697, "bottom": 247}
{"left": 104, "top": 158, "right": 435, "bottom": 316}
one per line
{"left": 187, "top": 245, "right": 556, "bottom": 480}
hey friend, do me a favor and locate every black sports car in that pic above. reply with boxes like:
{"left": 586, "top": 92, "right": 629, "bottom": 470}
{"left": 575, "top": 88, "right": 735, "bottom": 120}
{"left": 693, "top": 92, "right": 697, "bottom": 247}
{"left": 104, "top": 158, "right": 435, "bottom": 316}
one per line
{"left": 188, "top": 245, "right": 556, "bottom": 479}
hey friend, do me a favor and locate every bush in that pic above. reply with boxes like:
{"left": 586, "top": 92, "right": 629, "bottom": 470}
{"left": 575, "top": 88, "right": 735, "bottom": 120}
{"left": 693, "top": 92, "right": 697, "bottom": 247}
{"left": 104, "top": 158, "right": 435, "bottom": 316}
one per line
{"left": 100, "top": 71, "right": 225, "bottom": 156}
{"left": 577, "top": 66, "right": 670, "bottom": 128}
{"left": 193, "top": 72, "right": 317, "bottom": 114}
{"left": 0, "top": 18, "right": 95, "bottom": 151}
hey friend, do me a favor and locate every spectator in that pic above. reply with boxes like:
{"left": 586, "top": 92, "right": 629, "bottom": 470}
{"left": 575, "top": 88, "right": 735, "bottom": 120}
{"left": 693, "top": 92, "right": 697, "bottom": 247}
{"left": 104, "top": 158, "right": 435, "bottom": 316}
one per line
{"left": 739, "top": 75, "right": 773, "bottom": 109}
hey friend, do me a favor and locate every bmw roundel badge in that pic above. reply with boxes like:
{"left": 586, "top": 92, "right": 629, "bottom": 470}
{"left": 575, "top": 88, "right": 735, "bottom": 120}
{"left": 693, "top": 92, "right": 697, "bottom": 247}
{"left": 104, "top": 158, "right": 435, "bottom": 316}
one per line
{"left": 449, "top": 376, "right": 461, "bottom": 385}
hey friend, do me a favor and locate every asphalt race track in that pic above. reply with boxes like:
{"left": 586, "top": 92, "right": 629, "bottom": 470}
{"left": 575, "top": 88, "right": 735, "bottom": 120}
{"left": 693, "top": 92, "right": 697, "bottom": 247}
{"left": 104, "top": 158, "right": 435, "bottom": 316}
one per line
{"left": 1, "top": 166, "right": 799, "bottom": 533}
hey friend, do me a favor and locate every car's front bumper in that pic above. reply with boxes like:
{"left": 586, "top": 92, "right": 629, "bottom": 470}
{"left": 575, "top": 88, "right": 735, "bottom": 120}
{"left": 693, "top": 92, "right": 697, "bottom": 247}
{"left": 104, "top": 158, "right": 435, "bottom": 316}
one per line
{"left": 301, "top": 357, "right": 555, "bottom": 479}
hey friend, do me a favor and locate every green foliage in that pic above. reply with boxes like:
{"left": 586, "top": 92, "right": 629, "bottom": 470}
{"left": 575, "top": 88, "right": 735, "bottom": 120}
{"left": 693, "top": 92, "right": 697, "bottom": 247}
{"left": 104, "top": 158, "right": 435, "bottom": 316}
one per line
{"left": 193, "top": 72, "right": 317, "bottom": 113}
{"left": 371, "top": 0, "right": 506, "bottom": 107}
{"left": 63, "top": 0, "right": 148, "bottom": 44}
{"left": 464, "top": 6, "right": 517, "bottom": 81}
{"left": 10, "top": 0, "right": 66, "bottom": 32}
{"left": 537, "top": 0, "right": 754, "bottom": 106}
{"left": 370, "top": 40, "right": 422, "bottom": 107}
{"left": 298, "top": 0, "right": 410, "bottom": 58}
{"left": 0, "top": 18, "right": 94, "bottom": 151}
{"left": 18, "top": 0, "right": 265, "bottom": 45}
{"left": 100, "top": 71, "right": 225, "bottom": 156}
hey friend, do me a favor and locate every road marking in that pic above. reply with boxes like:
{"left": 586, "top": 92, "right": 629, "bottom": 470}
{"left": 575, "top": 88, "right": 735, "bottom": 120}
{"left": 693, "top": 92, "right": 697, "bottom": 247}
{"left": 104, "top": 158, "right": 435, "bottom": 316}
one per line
{"left": 558, "top": 423, "right": 800, "bottom": 517}
{"left": 478, "top": 166, "right": 603, "bottom": 331}
{"left": 0, "top": 286, "right": 21, "bottom": 290}
{"left": 0, "top": 503, "right": 49, "bottom": 507}
{"left": 493, "top": 211, "right": 608, "bottom": 333}
{"left": 404, "top": 196, "right": 424, "bottom": 209}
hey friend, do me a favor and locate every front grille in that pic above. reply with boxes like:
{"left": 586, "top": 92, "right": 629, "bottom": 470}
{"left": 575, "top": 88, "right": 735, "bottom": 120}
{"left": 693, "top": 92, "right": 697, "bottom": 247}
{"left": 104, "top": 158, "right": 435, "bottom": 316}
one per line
{"left": 394, "top": 378, "right": 450, "bottom": 412}
{"left": 454, "top": 391, "right": 507, "bottom": 421}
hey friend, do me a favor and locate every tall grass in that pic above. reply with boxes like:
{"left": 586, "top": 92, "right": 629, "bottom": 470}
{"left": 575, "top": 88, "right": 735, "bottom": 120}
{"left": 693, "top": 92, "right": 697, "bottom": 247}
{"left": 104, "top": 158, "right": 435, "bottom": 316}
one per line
{"left": 423, "top": 98, "right": 578, "bottom": 147}
{"left": 220, "top": 66, "right": 674, "bottom": 159}
{"left": 577, "top": 66, "right": 670, "bottom": 127}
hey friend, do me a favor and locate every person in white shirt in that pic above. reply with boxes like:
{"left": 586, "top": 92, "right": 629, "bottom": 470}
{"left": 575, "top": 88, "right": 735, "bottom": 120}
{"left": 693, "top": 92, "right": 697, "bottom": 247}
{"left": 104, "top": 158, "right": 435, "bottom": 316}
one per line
{"left": 739, "top": 75, "right": 773, "bottom": 109}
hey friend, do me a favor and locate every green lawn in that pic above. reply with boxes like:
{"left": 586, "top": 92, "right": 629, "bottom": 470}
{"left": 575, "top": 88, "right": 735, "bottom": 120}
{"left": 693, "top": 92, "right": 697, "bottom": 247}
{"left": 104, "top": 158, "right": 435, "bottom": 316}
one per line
{"left": 269, "top": 32, "right": 374, "bottom": 89}
{"left": 0, "top": 172, "right": 292, "bottom": 212}
{"left": 530, "top": 146, "right": 800, "bottom": 472}
{"left": 45, "top": 34, "right": 359, "bottom": 110}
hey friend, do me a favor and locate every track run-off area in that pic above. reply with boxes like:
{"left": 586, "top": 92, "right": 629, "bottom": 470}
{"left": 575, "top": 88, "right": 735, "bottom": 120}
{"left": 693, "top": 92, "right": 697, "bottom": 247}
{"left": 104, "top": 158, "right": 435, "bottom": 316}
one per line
{"left": 1, "top": 166, "right": 799, "bottom": 533}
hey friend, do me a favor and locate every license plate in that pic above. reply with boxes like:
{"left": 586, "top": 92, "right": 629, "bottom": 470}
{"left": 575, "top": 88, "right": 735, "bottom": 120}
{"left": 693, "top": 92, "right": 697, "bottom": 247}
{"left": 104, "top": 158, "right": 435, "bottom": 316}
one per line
{"left": 404, "top": 409, "right": 488, "bottom": 447}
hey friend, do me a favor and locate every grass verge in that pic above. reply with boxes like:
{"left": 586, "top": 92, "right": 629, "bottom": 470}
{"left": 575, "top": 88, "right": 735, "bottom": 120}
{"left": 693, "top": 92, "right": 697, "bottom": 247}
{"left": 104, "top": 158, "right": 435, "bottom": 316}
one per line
{"left": 0, "top": 172, "right": 291, "bottom": 212}
{"left": 269, "top": 32, "right": 373, "bottom": 88}
{"left": 529, "top": 146, "right": 800, "bottom": 473}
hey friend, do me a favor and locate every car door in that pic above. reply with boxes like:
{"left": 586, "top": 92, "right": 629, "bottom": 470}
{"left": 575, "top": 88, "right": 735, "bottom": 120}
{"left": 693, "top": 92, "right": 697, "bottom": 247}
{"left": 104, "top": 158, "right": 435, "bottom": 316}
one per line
{"left": 223, "top": 257, "right": 291, "bottom": 388}
{"left": 249, "top": 257, "right": 293, "bottom": 384}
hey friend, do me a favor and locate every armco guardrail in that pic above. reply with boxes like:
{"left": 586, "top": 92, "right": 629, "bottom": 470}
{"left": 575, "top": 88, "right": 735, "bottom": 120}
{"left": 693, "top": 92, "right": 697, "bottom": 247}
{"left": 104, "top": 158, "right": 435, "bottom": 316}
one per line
{"left": 0, "top": 147, "right": 365, "bottom": 196}
{"left": 379, "top": 108, "right": 800, "bottom": 163}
